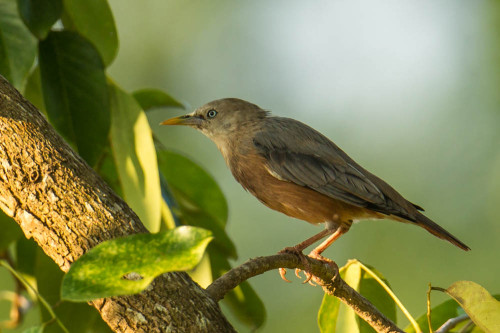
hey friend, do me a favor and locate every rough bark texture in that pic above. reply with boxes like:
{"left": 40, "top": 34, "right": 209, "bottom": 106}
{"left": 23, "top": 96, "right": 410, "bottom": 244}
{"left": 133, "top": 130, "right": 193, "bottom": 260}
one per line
{"left": 0, "top": 75, "right": 235, "bottom": 332}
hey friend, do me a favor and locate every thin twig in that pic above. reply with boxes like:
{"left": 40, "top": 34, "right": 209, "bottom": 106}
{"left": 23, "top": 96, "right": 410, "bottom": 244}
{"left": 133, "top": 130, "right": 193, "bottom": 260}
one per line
{"left": 435, "top": 314, "right": 470, "bottom": 333}
{"left": 206, "top": 253, "right": 403, "bottom": 333}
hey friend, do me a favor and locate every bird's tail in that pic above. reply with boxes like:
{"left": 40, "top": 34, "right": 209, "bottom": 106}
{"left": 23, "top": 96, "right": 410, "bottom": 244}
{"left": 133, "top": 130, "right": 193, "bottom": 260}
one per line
{"left": 415, "top": 212, "right": 470, "bottom": 251}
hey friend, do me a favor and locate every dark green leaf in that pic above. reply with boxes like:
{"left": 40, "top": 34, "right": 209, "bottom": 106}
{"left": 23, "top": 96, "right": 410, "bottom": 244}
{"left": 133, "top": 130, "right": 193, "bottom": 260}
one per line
{"left": 133, "top": 88, "right": 184, "bottom": 111}
{"left": 16, "top": 238, "right": 37, "bottom": 277}
{"left": 0, "top": 0, "right": 37, "bottom": 90}
{"left": 36, "top": 246, "right": 64, "bottom": 306}
{"left": 157, "top": 150, "right": 235, "bottom": 257}
{"left": 17, "top": 0, "right": 62, "bottom": 39}
{"left": 61, "top": 226, "right": 212, "bottom": 302}
{"left": 49, "top": 303, "right": 112, "bottom": 333}
{"left": 444, "top": 281, "right": 500, "bottom": 333}
{"left": 173, "top": 189, "right": 236, "bottom": 258}
{"left": 109, "top": 82, "right": 162, "bottom": 232}
{"left": 62, "top": 0, "right": 118, "bottom": 66}
{"left": 95, "top": 144, "right": 123, "bottom": 197}
{"left": 35, "top": 248, "right": 111, "bottom": 333}
{"left": 0, "top": 210, "right": 22, "bottom": 250}
{"left": 24, "top": 65, "right": 45, "bottom": 113}
{"left": 210, "top": 250, "right": 266, "bottom": 329}
{"left": 39, "top": 30, "right": 110, "bottom": 166}
{"left": 157, "top": 151, "right": 228, "bottom": 224}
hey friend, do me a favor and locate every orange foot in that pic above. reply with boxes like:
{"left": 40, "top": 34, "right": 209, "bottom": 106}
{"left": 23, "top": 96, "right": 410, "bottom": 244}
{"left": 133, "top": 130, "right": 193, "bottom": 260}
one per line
{"left": 296, "top": 251, "right": 339, "bottom": 286}
{"left": 278, "top": 246, "right": 314, "bottom": 284}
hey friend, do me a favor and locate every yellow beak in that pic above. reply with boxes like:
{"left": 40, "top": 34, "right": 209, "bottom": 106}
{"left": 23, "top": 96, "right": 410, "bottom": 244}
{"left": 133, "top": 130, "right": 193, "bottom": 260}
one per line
{"left": 160, "top": 114, "right": 202, "bottom": 126}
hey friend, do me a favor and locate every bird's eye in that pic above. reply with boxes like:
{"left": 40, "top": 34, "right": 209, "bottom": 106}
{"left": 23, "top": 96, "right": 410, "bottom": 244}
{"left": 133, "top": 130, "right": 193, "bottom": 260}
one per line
{"left": 207, "top": 109, "right": 218, "bottom": 118}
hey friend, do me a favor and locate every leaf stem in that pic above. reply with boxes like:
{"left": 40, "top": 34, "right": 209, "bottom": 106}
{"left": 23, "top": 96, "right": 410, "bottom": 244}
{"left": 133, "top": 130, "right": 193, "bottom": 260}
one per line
{"left": 427, "top": 283, "right": 433, "bottom": 333}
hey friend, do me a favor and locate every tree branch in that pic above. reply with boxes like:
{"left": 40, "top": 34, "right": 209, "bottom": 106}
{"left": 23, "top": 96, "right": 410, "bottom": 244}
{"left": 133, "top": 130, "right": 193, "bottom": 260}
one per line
{"left": 206, "top": 253, "right": 403, "bottom": 333}
{"left": 0, "top": 75, "right": 235, "bottom": 332}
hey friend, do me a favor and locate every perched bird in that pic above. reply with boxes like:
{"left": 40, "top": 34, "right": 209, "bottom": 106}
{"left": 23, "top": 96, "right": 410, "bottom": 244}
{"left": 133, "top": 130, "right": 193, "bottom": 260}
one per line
{"left": 161, "top": 98, "right": 469, "bottom": 282}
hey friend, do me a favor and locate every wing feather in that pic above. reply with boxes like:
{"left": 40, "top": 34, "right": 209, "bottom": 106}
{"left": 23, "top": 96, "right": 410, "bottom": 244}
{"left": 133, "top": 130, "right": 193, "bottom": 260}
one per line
{"left": 253, "top": 117, "right": 388, "bottom": 210}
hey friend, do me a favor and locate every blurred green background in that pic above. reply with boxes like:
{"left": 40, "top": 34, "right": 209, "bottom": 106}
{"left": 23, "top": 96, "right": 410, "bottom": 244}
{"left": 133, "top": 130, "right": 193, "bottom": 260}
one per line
{"left": 108, "top": 1, "right": 499, "bottom": 332}
{"left": 3, "top": 1, "right": 500, "bottom": 332}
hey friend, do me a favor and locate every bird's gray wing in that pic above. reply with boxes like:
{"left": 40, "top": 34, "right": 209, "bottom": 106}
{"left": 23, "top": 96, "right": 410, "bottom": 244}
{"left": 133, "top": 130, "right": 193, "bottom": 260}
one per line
{"left": 253, "top": 117, "right": 387, "bottom": 209}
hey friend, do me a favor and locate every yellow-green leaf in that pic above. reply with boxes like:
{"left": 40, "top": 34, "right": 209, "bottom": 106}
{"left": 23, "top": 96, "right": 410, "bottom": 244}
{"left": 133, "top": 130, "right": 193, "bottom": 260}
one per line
{"left": 318, "top": 260, "right": 398, "bottom": 333}
{"left": 444, "top": 281, "right": 500, "bottom": 333}
{"left": 109, "top": 82, "right": 162, "bottom": 232}
{"left": 61, "top": 227, "right": 212, "bottom": 302}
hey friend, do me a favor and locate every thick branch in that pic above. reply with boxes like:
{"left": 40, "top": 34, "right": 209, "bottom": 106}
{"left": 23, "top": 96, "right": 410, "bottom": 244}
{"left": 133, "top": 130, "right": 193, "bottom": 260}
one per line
{"left": 0, "top": 75, "right": 235, "bottom": 332}
{"left": 207, "top": 254, "right": 403, "bottom": 333}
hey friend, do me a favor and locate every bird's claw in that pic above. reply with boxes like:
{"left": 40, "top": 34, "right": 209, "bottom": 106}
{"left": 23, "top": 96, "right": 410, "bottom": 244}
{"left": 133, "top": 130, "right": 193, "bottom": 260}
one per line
{"left": 295, "top": 268, "right": 317, "bottom": 285}
{"left": 279, "top": 267, "right": 292, "bottom": 283}
{"left": 279, "top": 248, "right": 338, "bottom": 286}
{"left": 278, "top": 246, "right": 318, "bottom": 285}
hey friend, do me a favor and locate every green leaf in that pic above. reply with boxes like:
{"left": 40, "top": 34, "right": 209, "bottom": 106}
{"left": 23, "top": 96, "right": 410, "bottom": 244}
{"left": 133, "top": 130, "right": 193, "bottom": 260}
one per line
{"left": 133, "top": 88, "right": 185, "bottom": 111}
{"left": 95, "top": 144, "right": 123, "bottom": 198}
{"left": 16, "top": 238, "right": 37, "bottom": 277}
{"left": 62, "top": 0, "right": 118, "bottom": 66}
{"left": 357, "top": 264, "right": 397, "bottom": 332}
{"left": 61, "top": 226, "right": 212, "bottom": 302}
{"left": 157, "top": 150, "right": 235, "bottom": 257}
{"left": 0, "top": 259, "right": 69, "bottom": 332}
{"left": 157, "top": 151, "right": 228, "bottom": 224}
{"left": 318, "top": 293, "right": 341, "bottom": 333}
{"left": 0, "top": 210, "right": 22, "bottom": 250}
{"left": 109, "top": 82, "right": 161, "bottom": 232}
{"left": 318, "top": 260, "right": 397, "bottom": 333}
{"left": 405, "top": 298, "right": 462, "bottom": 333}
{"left": 34, "top": 248, "right": 112, "bottom": 333}
{"left": 210, "top": 251, "right": 266, "bottom": 329}
{"left": 0, "top": 0, "right": 37, "bottom": 90}
{"left": 173, "top": 190, "right": 236, "bottom": 258}
{"left": 23, "top": 65, "right": 45, "bottom": 113}
{"left": 444, "top": 281, "right": 500, "bottom": 333}
{"left": 17, "top": 0, "right": 62, "bottom": 39}
{"left": 22, "top": 326, "right": 45, "bottom": 333}
{"left": 39, "top": 30, "right": 110, "bottom": 166}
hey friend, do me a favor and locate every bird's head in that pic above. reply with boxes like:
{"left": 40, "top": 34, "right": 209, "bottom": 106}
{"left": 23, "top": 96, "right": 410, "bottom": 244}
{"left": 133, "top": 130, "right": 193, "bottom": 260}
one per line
{"left": 161, "top": 98, "right": 268, "bottom": 142}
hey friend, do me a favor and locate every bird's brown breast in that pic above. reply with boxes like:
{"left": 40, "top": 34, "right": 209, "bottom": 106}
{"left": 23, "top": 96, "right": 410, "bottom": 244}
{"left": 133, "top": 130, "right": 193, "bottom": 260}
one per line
{"left": 229, "top": 151, "right": 382, "bottom": 225}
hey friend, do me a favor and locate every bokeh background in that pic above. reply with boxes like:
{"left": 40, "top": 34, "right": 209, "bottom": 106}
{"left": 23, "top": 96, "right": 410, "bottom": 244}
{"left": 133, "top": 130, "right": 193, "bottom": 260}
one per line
{"left": 108, "top": 1, "right": 500, "bottom": 332}
{"left": 2, "top": 1, "right": 497, "bottom": 332}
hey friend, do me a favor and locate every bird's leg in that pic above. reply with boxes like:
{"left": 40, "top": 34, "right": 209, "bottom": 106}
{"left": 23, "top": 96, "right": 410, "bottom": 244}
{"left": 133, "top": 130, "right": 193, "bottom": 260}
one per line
{"left": 278, "top": 229, "right": 334, "bottom": 282}
{"left": 279, "top": 229, "right": 332, "bottom": 254}
{"left": 310, "top": 222, "right": 351, "bottom": 258}
{"left": 300, "top": 223, "right": 351, "bottom": 284}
